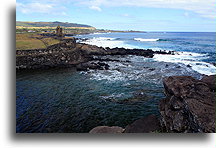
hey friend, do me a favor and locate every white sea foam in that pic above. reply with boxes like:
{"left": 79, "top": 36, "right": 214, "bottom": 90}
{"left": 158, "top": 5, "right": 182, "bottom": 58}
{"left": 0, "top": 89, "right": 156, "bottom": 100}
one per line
{"left": 92, "top": 32, "right": 111, "bottom": 35}
{"left": 90, "top": 70, "right": 126, "bottom": 81}
{"left": 81, "top": 37, "right": 138, "bottom": 49}
{"left": 134, "top": 38, "right": 159, "bottom": 42}
{"left": 154, "top": 52, "right": 216, "bottom": 75}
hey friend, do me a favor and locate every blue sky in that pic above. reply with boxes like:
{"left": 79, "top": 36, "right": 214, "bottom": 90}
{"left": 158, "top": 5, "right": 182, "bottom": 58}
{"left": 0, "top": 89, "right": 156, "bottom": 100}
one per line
{"left": 16, "top": 0, "right": 216, "bottom": 32}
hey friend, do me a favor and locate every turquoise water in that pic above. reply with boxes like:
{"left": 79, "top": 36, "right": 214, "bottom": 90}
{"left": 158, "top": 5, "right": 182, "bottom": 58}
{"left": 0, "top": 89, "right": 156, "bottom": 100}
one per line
{"left": 16, "top": 32, "right": 215, "bottom": 133}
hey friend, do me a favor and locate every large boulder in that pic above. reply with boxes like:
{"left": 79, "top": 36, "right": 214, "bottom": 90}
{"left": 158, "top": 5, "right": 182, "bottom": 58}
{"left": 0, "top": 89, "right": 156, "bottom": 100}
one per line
{"left": 89, "top": 126, "right": 124, "bottom": 133}
{"left": 124, "top": 115, "right": 161, "bottom": 133}
{"left": 160, "top": 76, "right": 215, "bottom": 133}
{"left": 79, "top": 44, "right": 107, "bottom": 55}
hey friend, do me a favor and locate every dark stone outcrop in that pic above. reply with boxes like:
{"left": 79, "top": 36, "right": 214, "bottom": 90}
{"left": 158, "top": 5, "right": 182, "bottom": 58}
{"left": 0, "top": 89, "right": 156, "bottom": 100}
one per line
{"left": 159, "top": 76, "right": 215, "bottom": 133}
{"left": 16, "top": 38, "right": 89, "bottom": 70}
{"left": 16, "top": 49, "right": 90, "bottom": 70}
{"left": 106, "top": 48, "right": 154, "bottom": 58}
{"left": 89, "top": 126, "right": 124, "bottom": 133}
{"left": 76, "top": 62, "right": 109, "bottom": 71}
{"left": 124, "top": 115, "right": 161, "bottom": 133}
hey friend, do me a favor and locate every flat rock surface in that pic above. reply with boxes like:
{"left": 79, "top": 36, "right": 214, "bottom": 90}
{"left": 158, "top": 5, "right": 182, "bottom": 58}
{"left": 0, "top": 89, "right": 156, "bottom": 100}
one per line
{"left": 89, "top": 126, "right": 124, "bottom": 133}
{"left": 124, "top": 115, "right": 160, "bottom": 133}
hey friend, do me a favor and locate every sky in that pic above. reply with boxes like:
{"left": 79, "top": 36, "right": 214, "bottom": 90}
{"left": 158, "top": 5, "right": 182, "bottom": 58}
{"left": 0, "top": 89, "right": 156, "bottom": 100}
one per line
{"left": 16, "top": 0, "right": 216, "bottom": 32}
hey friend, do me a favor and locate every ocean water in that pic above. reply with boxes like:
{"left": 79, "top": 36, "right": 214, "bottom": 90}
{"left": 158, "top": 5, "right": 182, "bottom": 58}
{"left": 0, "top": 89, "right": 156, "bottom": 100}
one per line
{"left": 78, "top": 32, "right": 216, "bottom": 75}
{"left": 16, "top": 32, "right": 216, "bottom": 133}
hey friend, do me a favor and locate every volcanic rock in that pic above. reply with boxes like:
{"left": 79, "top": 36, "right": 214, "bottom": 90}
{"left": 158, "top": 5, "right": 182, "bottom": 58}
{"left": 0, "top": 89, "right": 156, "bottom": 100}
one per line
{"left": 201, "top": 75, "right": 215, "bottom": 92}
{"left": 76, "top": 62, "right": 109, "bottom": 71}
{"left": 159, "top": 76, "right": 215, "bottom": 133}
{"left": 124, "top": 115, "right": 161, "bottom": 133}
{"left": 89, "top": 126, "right": 124, "bottom": 133}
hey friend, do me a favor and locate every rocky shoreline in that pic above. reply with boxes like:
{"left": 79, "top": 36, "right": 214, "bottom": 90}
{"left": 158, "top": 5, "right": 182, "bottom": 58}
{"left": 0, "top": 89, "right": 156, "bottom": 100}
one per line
{"left": 89, "top": 75, "right": 215, "bottom": 133}
{"left": 16, "top": 37, "right": 173, "bottom": 70}
{"left": 16, "top": 37, "right": 215, "bottom": 133}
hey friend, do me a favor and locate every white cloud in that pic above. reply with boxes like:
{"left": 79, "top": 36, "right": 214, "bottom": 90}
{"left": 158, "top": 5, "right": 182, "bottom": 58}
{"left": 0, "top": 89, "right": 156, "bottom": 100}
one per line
{"left": 16, "top": 2, "right": 68, "bottom": 16}
{"left": 17, "top": 2, "right": 54, "bottom": 14}
{"left": 75, "top": 0, "right": 216, "bottom": 19}
{"left": 89, "top": 6, "right": 102, "bottom": 11}
{"left": 16, "top": 0, "right": 216, "bottom": 19}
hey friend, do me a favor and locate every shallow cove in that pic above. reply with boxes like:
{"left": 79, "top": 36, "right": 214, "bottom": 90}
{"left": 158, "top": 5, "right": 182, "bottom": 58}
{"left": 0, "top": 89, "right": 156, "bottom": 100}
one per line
{"left": 16, "top": 54, "right": 202, "bottom": 133}
{"left": 16, "top": 68, "right": 165, "bottom": 133}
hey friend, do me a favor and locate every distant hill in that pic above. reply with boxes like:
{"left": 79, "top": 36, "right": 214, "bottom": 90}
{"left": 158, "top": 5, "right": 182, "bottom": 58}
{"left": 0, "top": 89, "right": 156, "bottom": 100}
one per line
{"left": 16, "top": 21, "right": 93, "bottom": 28}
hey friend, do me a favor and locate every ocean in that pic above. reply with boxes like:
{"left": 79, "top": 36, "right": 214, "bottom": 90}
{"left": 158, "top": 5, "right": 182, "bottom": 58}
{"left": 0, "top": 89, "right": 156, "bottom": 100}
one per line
{"left": 16, "top": 32, "right": 216, "bottom": 133}
{"left": 78, "top": 32, "right": 216, "bottom": 75}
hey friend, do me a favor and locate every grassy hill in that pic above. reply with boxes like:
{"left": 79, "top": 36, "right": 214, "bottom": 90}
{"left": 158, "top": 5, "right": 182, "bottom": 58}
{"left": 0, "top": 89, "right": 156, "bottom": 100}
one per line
{"left": 16, "top": 21, "right": 94, "bottom": 28}
{"left": 16, "top": 21, "right": 96, "bottom": 35}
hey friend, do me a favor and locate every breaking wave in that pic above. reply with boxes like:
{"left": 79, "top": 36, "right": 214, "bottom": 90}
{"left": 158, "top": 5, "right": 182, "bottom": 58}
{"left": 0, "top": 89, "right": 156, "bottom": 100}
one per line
{"left": 134, "top": 38, "right": 160, "bottom": 42}
{"left": 154, "top": 52, "right": 216, "bottom": 76}
{"left": 81, "top": 37, "right": 139, "bottom": 49}
{"left": 134, "top": 38, "right": 170, "bottom": 42}
{"left": 80, "top": 36, "right": 216, "bottom": 76}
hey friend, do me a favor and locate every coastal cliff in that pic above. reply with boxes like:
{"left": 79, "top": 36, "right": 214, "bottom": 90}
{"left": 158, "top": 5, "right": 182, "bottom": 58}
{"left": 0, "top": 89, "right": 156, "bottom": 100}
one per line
{"left": 160, "top": 75, "right": 215, "bottom": 133}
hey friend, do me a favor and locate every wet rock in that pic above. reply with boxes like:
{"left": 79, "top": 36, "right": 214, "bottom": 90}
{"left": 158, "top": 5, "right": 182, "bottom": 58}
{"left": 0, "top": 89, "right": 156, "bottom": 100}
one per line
{"left": 92, "top": 57, "right": 121, "bottom": 62}
{"left": 89, "top": 126, "right": 124, "bottom": 133}
{"left": 105, "top": 47, "right": 110, "bottom": 50}
{"left": 160, "top": 76, "right": 215, "bottom": 133}
{"left": 76, "top": 62, "right": 109, "bottom": 71}
{"left": 149, "top": 68, "right": 155, "bottom": 71}
{"left": 124, "top": 115, "right": 161, "bottom": 133}
{"left": 107, "top": 48, "right": 155, "bottom": 58}
{"left": 187, "top": 64, "right": 192, "bottom": 67}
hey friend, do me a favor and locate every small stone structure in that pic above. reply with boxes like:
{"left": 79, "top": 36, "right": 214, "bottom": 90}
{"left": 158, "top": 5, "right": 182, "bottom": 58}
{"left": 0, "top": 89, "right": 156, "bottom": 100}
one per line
{"left": 56, "top": 25, "right": 63, "bottom": 37}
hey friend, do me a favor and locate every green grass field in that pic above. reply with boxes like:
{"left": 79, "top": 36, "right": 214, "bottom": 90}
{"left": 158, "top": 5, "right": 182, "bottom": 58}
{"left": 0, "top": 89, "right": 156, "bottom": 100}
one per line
{"left": 16, "top": 33, "right": 60, "bottom": 50}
